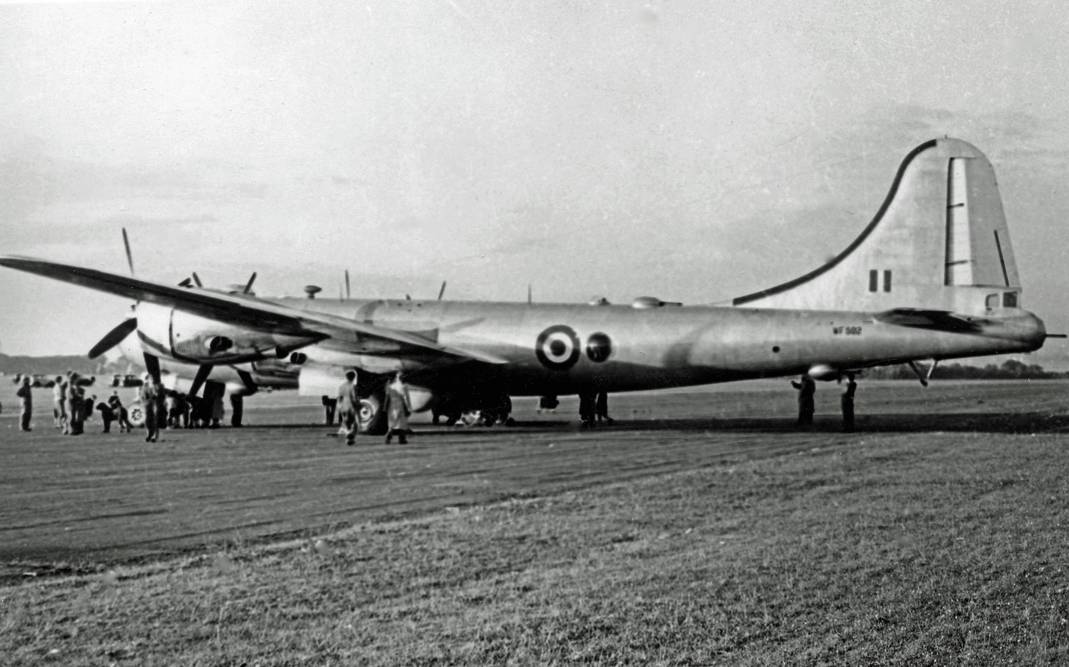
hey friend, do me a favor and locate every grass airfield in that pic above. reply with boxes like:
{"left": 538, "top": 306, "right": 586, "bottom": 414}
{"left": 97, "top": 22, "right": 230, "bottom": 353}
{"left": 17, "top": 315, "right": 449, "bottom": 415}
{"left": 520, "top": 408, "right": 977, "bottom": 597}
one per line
{"left": 2, "top": 380, "right": 1069, "bottom": 664}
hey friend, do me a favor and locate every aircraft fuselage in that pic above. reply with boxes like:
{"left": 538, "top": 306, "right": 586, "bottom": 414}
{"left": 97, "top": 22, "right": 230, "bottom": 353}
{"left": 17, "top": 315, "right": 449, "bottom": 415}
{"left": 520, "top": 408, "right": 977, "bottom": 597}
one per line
{"left": 249, "top": 297, "right": 1046, "bottom": 394}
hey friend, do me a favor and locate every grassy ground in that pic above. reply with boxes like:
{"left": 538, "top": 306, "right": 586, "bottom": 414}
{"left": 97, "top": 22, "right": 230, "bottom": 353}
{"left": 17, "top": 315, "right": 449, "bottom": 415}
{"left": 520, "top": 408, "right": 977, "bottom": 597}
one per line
{"left": 2, "top": 382, "right": 1069, "bottom": 663}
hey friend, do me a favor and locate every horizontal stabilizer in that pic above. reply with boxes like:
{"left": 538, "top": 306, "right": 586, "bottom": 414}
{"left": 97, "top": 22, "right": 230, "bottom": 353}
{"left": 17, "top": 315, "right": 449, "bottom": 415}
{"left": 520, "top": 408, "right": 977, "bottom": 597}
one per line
{"left": 874, "top": 308, "right": 984, "bottom": 333}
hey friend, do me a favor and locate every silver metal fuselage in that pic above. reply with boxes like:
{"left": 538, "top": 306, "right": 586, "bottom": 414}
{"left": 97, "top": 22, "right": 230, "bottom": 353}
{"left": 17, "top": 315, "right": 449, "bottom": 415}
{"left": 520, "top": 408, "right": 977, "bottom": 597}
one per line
{"left": 249, "top": 296, "right": 1046, "bottom": 395}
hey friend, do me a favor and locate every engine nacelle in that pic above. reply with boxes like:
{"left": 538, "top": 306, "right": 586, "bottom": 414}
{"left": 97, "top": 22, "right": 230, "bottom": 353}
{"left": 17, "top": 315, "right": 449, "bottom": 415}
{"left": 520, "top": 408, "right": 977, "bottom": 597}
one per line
{"left": 135, "top": 302, "right": 319, "bottom": 364}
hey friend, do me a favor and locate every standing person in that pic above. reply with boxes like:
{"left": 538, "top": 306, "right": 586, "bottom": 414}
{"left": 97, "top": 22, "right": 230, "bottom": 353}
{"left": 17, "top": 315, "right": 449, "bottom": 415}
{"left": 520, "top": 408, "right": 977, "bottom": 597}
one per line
{"left": 210, "top": 391, "right": 224, "bottom": 429}
{"left": 140, "top": 373, "right": 160, "bottom": 442}
{"left": 336, "top": 370, "right": 359, "bottom": 446}
{"left": 594, "top": 391, "right": 614, "bottom": 425}
{"left": 164, "top": 391, "right": 178, "bottom": 427}
{"left": 229, "top": 394, "right": 244, "bottom": 427}
{"left": 65, "top": 374, "right": 83, "bottom": 435}
{"left": 52, "top": 376, "right": 66, "bottom": 430}
{"left": 384, "top": 372, "right": 412, "bottom": 444}
{"left": 841, "top": 373, "right": 857, "bottom": 432}
{"left": 578, "top": 391, "right": 596, "bottom": 427}
{"left": 176, "top": 393, "right": 191, "bottom": 429}
{"left": 16, "top": 375, "right": 32, "bottom": 432}
{"left": 321, "top": 396, "right": 337, "bottom": 426}
{"left": 791, "top": 374, "right": 816, "bottom": 426}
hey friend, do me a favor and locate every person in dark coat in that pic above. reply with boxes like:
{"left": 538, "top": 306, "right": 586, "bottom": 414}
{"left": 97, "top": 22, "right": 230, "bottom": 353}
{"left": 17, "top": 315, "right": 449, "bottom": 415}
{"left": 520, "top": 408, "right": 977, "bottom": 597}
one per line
{"left": 16, "top": 375, "right": 32, "bottom": 432}
{"left": 321, "top": 395, "right": 337, "bottom": 425}
{"left": 595, "top": 391, "right": 613, "bottom": 424}
{"left": 791, "top": 374, "right": 815, "bottom": 426}
{"left": 384, "top": 372, "right": 412, "bottom": 444}
{"left": 578, "top": 391, "right": 596, "bottom": 427}
{"left": 139, "top": 374, "right": 160, "bottom": 442}
{"left": 336, "top": 370, "right": 359, "bottom": 446}
{"left": 65, "top": 374, "right": 84, "bottom": 435}
{"left": 841, "top": 373, "right": 857, "bottom": 432}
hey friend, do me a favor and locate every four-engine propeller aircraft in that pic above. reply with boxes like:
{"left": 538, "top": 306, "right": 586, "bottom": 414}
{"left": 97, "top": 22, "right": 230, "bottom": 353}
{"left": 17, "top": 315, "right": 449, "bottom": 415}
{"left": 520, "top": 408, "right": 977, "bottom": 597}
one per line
{"left": 0, "top": 138, "right": 1051, "bottom": 432}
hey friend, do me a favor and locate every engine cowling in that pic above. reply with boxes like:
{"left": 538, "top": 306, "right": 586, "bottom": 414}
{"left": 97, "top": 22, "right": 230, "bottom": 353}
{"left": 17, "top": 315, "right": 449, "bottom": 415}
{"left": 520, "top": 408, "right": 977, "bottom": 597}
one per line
{"left": 136, "top": 303, "right": 319, "bottom": 364}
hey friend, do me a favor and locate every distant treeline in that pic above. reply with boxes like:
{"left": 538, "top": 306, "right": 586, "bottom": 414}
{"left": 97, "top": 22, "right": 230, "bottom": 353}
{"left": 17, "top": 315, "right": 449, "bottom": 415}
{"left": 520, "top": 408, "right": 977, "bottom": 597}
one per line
{"left": 0, "top": 354, "right": 126, "bottom": 378}
{"left": 866, "top": 359, "right": 1067, "bottom": 380}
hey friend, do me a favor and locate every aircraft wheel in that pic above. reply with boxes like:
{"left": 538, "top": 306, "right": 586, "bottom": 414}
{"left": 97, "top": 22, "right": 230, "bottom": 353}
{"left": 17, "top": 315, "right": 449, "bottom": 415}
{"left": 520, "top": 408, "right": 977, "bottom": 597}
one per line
{"left": 127, "top": 402, "right": 146, "bottom": 427}
{"left": 358, "top": 394, "right": 387, "bottom": 435}
{"left": 460, "top": 410, "right": 482, "bottom": 427}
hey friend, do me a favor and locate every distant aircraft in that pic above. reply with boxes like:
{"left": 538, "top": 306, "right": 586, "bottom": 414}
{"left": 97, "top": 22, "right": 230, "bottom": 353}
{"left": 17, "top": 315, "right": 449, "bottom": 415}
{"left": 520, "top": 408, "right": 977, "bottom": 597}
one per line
{"left": 0, "top": 138, "right": 1052, "bottom": 432}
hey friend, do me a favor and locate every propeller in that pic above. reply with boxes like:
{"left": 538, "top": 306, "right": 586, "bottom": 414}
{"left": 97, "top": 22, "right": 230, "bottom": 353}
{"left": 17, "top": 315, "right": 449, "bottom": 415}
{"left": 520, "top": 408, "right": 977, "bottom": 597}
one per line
{"left": 437, "top": 280, "right": 447, "bottom": 301}
{"left": 89, "top": 228, "right": 162, "bottom": 387}
{"left": 122, "top": 228, "right": 135, "bottom": 276}
{"left": 178, "top": 272, "right": 203, "bottom": 288}
{"left": 88, "top": 317, "right": 138, "bottom": 360}
{"left": 88, "top": 227, "right": 141, "bottom": 361}
{"left": 345, "top": 270, "right": 351, "bottom": 300}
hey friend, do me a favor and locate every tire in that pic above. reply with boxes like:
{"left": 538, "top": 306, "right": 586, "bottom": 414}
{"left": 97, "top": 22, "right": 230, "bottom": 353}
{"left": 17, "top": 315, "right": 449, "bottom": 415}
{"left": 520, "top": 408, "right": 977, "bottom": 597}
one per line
{"left": 358, "top": 394, "right": 387, "bottom": 435}
{"left": 127, "top": 402, "right": 146, "bottom": 427}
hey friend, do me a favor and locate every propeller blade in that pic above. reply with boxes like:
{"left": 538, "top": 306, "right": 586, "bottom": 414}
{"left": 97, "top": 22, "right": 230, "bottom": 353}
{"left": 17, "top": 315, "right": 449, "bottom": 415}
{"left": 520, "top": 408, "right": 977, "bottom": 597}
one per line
{"left": 188, "top": 364, "right": 213, "bottom": 397}
{"left": 143, "top": 353, "right": 161, "bottom": 385}
{"left": 345, "top": 270, "right": 351, "bottom": 300}
{"left": 243, "top": 272, "right": 257, "bottom": 294}
{"left": 178, "top": 277, "right": 194, "bottom": 288}
{"left": 122, "top": 228, "right": 135, "bottom": 276}
{"left": 437, "top": 280, "right": 447, "bottom": 301}
{"left": 88, "top": 318, "right": 138, "bottom": 359}
{"left": 192, "top": 272, "right": 203, "bottom": 288}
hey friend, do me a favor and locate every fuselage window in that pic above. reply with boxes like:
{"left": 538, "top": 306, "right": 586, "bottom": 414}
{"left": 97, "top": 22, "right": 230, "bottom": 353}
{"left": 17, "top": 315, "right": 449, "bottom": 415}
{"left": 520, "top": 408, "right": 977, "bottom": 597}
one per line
{"left": 1003, "top": 292, "right": 1018, "bottom": 308}
{"left": 868, "top": 270, "right": 878, "bottom": 292}
{"left": 883, "top": 270, "right": 892, "bottom": 292}
{"left": 985, "top": 294, "right": 999, "bottom": 310}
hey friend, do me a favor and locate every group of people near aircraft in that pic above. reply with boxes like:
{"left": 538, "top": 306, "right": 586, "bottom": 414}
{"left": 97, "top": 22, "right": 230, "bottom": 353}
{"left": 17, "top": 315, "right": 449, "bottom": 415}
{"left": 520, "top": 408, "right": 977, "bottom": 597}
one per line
{"left": 12, "top": 371, "right": 134, "bottom": 435}
{"left": 792, "top": 374, "right": 858, "bottom": 432}
{"left": 16, "top": 365, "right": 867, "bottom": 439}
{"left": 334, "top": 370, "right": 413, "bottom": 445}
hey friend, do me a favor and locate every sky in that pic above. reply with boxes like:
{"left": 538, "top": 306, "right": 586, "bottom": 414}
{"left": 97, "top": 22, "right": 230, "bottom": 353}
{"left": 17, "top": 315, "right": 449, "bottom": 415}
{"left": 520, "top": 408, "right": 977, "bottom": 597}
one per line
{"left": 2, "top": 0, "right": 1069, "bottom": 367}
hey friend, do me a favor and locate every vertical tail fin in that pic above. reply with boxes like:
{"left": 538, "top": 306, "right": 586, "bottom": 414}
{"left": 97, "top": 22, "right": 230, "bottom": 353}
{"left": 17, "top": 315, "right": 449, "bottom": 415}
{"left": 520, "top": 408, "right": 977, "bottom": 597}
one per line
{"left": 733, "top": 138, "right": 1022, "bottom": 315}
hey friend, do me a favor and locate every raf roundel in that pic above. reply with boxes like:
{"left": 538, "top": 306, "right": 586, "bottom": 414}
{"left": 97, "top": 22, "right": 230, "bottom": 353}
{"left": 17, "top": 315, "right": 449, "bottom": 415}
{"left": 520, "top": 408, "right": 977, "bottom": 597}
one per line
{"left": 535, "top": 325, "right": 581, "bottom": 370}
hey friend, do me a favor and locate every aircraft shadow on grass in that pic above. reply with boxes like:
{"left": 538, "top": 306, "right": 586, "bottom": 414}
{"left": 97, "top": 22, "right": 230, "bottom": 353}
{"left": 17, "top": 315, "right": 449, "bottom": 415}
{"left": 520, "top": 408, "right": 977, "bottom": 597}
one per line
{"left": 243, "top": 412, "right": 1069, "bottom": 436}
{"left": 497, "top": 414, "right": 1069, "bottom": 435}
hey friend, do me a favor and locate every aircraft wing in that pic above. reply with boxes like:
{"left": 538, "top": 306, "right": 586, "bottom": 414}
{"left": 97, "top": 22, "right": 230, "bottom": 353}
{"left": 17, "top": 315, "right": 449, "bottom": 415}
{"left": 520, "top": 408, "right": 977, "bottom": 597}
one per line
{"left": 0, "top": 255, "right": 508, "bottom": 365}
